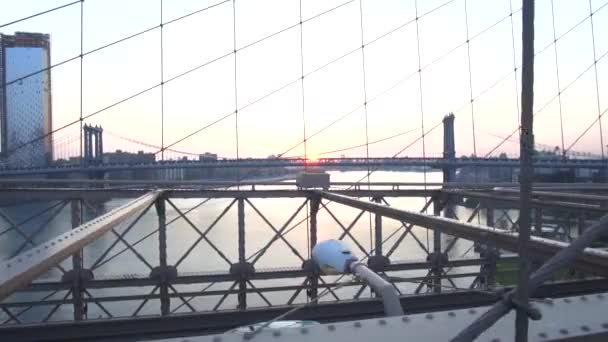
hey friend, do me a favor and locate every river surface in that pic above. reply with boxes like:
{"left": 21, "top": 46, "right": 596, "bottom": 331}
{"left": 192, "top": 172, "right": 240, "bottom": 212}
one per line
{"left": 0, "top": 171, "right": 488, "bottom": 322}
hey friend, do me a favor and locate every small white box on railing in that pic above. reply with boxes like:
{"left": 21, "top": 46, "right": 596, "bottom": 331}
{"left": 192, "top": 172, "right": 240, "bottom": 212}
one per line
{"left": 296, "top": 172, "right": 330, "bottom": 189}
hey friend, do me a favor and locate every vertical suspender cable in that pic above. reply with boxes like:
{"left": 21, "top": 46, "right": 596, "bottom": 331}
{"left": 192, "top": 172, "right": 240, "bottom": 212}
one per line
{"left": 160, "top": 0, "right": 165, "bottom": 161}
{"left": 589, "top": 0, "right": 605, "bottom": 159}
{"left": 299, "top": 0, "right": 308, "bottom": 169}
{"left": 464, "top": 0, "right": 477, "bottom": 157}
{"left": 550, "top": 0, "right": 565, "bottom": 158}
{"left": 232, "top": 0, "right": 240, "bottom": 188}
{"left": 358, "top": 0, "right": 373, "bottom": 253}
{"left": 509, "top": 0, "right": 521, "bottom": 142}
{"left": 299, "top": 0, "right": 311, "bottom": 262}
{"left": 79, "top": 0, "right": 84, "bottom": 162}
{"left": 414, "top": 0, "right": 430, "bottom": 250}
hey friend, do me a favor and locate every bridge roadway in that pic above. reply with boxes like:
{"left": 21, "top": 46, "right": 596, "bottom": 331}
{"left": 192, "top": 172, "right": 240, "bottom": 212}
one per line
{"left": 0, "top": 156, "right": 607, "bottom": 176}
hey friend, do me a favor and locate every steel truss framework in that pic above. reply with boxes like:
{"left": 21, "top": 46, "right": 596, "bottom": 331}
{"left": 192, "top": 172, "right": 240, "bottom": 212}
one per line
{"left": 0, "top": 184, "right": 606, "bottom": 341}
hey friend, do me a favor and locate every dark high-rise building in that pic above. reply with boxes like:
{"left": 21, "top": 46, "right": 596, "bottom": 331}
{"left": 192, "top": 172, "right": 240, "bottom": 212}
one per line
{"left": 0, "top": 32, "right": 53, "bottom": 167}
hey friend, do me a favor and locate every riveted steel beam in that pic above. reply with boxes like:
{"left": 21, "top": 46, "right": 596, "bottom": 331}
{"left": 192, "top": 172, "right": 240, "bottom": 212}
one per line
{"left": 316, "top": 191, "right": 608, "bottom": 277}
{"left": 0, "top": 190, "right": 163, "bottom": 301}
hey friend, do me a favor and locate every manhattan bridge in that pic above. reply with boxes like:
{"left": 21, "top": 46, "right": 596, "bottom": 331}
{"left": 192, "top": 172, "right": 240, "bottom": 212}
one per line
{"left": 1, "top": 0, "right": 608, "bottom": 341}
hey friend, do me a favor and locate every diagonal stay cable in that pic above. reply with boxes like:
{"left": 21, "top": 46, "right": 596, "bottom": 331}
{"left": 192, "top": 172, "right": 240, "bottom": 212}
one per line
{"left": 0, "top": 0, "right": 231, "bottom": 91}
{"left": 294, "top": 126, "right": 420, "bottom": 158}
{"left": 279, "top": 7, "right": 518, "bottom": 159}
{"left": 160, "top": 0, "right": 501, "bottom": 157}
{"left": 484, "top": 0, "right": 608, "bottom": 157}
{"left": 564, "top": 106, "right": 608, "bottom": 154}
{"left": 485, "top": 47, "right": 608, "bottom": 157}
{"left": 2, "top": 0, "right": 351, "bottom": 159}
{"left": 7, "top": 0, "right": 518, "bottom": 164}
{"left": 0, "top": 1, "right": 80, "bottom": 29}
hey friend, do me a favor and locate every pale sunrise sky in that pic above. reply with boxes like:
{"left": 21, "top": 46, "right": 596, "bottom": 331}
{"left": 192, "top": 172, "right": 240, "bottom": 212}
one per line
{"left": 1, "top": 0, "right": 607, "bottom": 160}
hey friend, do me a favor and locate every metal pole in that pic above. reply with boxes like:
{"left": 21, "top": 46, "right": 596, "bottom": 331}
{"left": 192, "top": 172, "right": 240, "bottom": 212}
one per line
{"left": 237, "top": 198, "right": 246, "bottom": 310}
{"left": 518, "top": 0, "right": 535, "bottom": 339}
{"left": 374, "top": 197, "right": 383, "bottom": 257}
{"left": 485, "top": 205, "right": 497, "bottom": 289}
{"left": 486, "top": 206, "right": 494, "bottom": 227}
{"left": 578, "top": 212, "right": 585, "bottom": 237}
{"left": 70, "top": 200, "right": 84, "bottom": 321}
{"left": 534, "top": 208, "right": 542, "bottom": 235}
{"left": 432, "top": 199, "right": 442, "bottom": 293}
{"left": 349, "top": 262, "right": 404, "bottom": 316}
{"left": 156, "top": 198, "right": 169, "bottom": 316}
{"left": 309, "top": 196, "right": 319, "bottom": 302}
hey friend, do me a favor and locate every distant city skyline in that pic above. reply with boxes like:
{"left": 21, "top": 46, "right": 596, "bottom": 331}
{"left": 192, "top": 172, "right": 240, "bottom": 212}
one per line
{"left": 1, "top": 0, "right": 607, "bottom": 161}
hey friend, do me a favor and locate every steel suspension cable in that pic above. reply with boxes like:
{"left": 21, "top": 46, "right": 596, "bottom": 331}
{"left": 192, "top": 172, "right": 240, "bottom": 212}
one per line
{"left": 509, "top": 0, "right": 522, "bottom": 140}
{"left": 4, "top": 0, "right": 352, "bottom": 160}
{"left": 0, "top": 0, "right": 80, "bottom": 29}
{"left": 485, "top": 47, "right": 608, "bottom": 157}
{"left": 464, "top": 0, "right": 477, "bottom": 157}
{"left": 589, "top": 0, "right": 605, "bottom": 159}
{"left": 357, "top": 0, "right": 373, "bottom": 255}
{"left": 1, "top": 0, "right": 231, "bottom": 91}
{"left": 485, "top": 0, "right": 608, "bottom": 157}
{"left": 232, "top": 0, "right": 240, "bottom": 188}
{"left": 160, "top": 0, "right": 165, "bottom": 161}
{"left": 298, "top": 0, "right": 308, "bottom": 168}
{"left": 550, "top": 0, "right": 566, "bottom": 157}
{"left": 79, "top": 0, "right": 84, "bottom": 162}
{"left": 413, "top": 0, "right": 430, "bottom": 250}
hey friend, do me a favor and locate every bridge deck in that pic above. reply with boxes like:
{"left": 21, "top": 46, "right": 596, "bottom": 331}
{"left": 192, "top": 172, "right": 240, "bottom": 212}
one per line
{"left": 176, "top": 292, "right": 608, "bottom": 342}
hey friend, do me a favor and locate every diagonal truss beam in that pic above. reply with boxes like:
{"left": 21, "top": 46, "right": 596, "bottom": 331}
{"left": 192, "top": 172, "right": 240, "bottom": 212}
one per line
{"left": 173, "top": 199, "right": 237, "bottom": 268}
{"left": 316, "top": 191, "right": 608, "bottom": 277}
{"left": 10, "top": 202, "right": 70, "bottom": 258}
{"left": 0, "top": 191, "right": 162, "bottom": 301}
{"left": 166, "top": 199, "right": 232, "bottom": 266}
{"left": 0, "top": 201, "right": 65, "bottom": 237}
{"left": 385, "top": 197, "right": 434, "bottom": 257}
{"left": 319, "top": 202, "right": 369, "bottom": 257}
{"left": 245, "top": 198, "right": 306, "bottom": 263}
{"left": 93, "top": 198, "right": 213, "bottom": 270}
{"left": 443, "top": 204, "right": 482, "bottom": 255}
{"left": 249, "top": 199, "right": 309, "bottom": 264}
{"left": 90, "top": 200, "right": 156, "bottom": 270}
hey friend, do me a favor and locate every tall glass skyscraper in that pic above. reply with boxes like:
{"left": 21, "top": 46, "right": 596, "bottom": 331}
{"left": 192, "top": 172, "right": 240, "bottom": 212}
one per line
{"left": 0, "top": 32, "right": 53, "bottom": 168}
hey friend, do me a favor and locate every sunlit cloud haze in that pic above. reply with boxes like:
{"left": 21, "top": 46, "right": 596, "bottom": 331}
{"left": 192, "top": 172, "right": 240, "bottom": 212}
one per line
{"left": 2, "top": 0, "right": 607, "bottom": 160}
